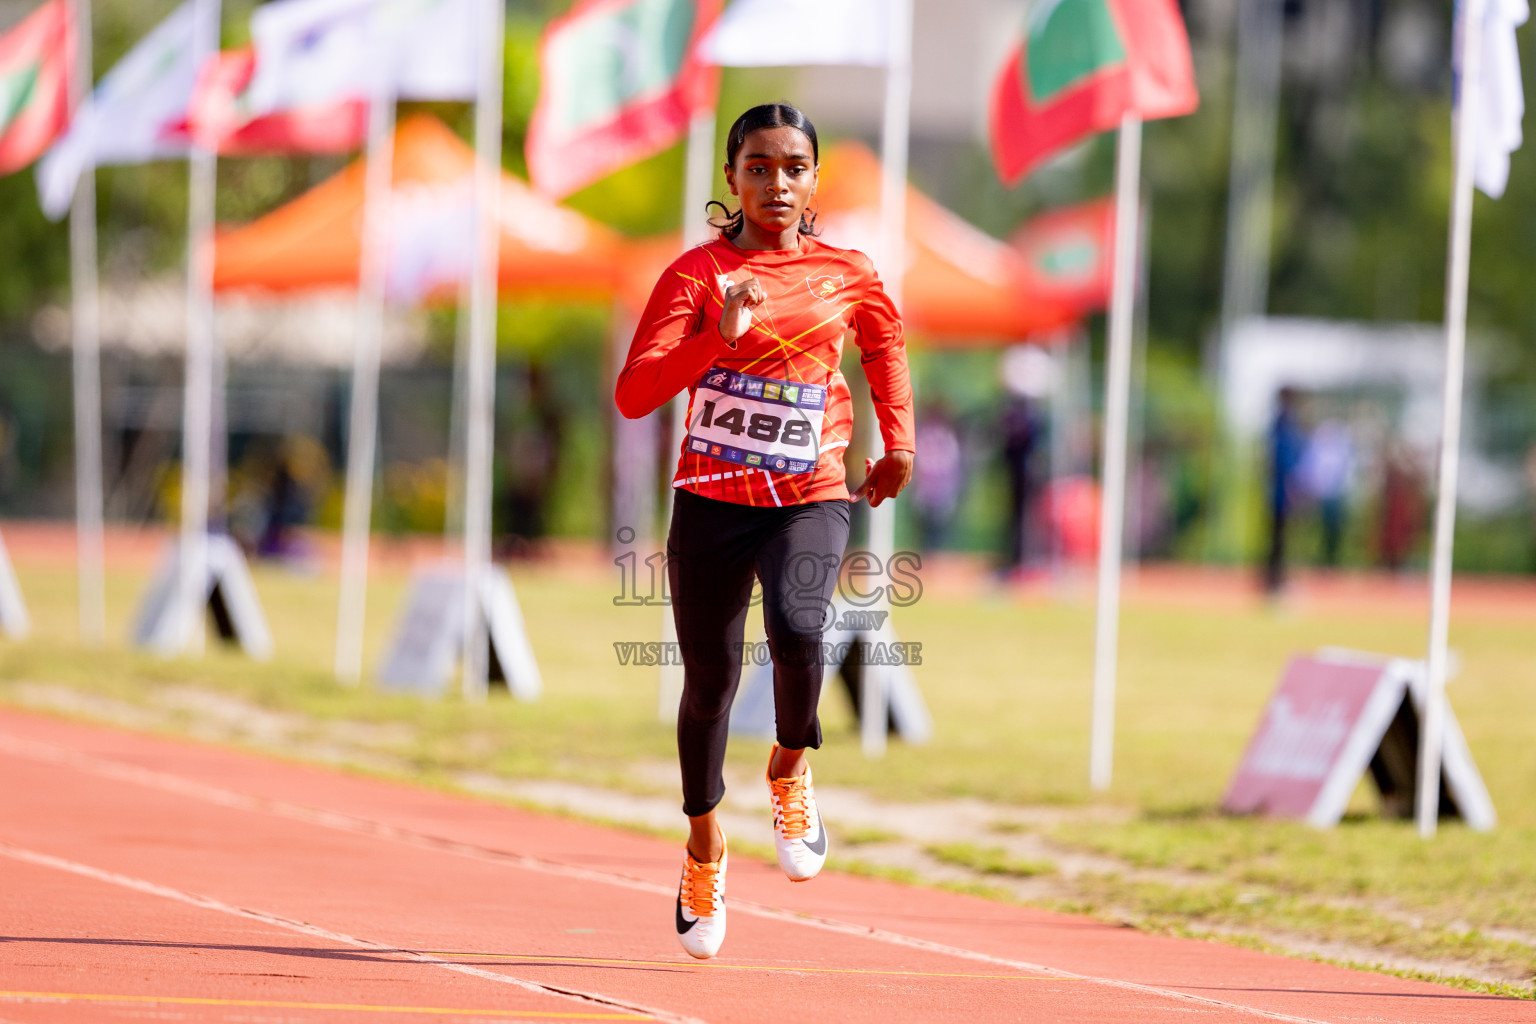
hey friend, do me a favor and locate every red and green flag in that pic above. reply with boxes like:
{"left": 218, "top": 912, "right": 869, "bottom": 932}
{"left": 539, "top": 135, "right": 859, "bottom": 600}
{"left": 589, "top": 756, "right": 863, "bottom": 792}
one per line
{"left": 1010, "top": 197, "right": 1116, "bottom": 319}
{"left": 0, "top": 0, "right": 73, "bottom": 177}
{"left": 182, "top": 47, "right": 367, "bottom": 157}
{"left": 525, "top": 0, "right": 721, "bottom": 199}
{"left": 989, "top": 0, "right": 1198, "bottom": 186}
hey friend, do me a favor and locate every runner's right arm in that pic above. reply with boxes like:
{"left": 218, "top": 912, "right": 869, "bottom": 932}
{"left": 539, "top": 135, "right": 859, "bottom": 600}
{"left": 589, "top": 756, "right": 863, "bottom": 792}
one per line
{"left": 616, "top": 263, "right": 730, "bottom": 420}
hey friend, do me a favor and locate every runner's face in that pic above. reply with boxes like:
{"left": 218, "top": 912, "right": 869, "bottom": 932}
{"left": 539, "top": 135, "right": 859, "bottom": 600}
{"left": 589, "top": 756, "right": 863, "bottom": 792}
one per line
{"left": 725, "top": 127, "right": 818, "bottom": 237}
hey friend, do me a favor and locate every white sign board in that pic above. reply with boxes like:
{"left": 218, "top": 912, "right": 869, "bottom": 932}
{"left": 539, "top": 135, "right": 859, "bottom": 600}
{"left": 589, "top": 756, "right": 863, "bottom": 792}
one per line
{"left": 1222, "top": 649, "right": 1494, "bottom": 830}
{"left": 0, "top": 529, "right": 29, "bottom": 639}
{"left": 377, "top": 562, "right": 541, "bottom": 700}
{"left": 730, "top": 595, "right": 930, "bottom": 744}
{"left": 133, "top": 534, "right": 274, "bottom": 659}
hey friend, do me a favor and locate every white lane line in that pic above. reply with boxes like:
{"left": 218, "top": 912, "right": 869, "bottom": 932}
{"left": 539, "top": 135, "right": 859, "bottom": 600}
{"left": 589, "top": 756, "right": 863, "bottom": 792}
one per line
{"left": 0, "top": 842, "right": 700, "bottom": 1024}
{"left": 0, "top": 733, "right": 1332, "bottom": 1024}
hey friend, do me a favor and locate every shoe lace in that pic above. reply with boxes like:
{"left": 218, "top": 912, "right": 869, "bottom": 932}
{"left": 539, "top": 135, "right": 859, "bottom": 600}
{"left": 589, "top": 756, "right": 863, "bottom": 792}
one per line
{"left": 770, "top": 774, "right": 811, "bottom": 839}
{"left": 682, "top": 857, "right": 720, "bottom": 917}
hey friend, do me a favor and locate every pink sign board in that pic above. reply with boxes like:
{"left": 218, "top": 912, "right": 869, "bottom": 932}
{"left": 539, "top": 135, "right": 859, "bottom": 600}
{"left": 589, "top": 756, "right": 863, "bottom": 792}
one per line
{"left": 1223, "top": 655, "right": 1402, "bottom": 823}
{"left": 1222, "top": 650, "right": 1496, "bottom": 829}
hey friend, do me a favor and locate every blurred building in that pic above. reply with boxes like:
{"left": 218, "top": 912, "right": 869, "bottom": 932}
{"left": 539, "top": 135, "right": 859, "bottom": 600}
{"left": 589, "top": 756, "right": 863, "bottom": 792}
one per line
{"left": 1221, "top": 317, "right": 1527, "bottom": 517}
{"left": 30, "top": 278, "right": 430, "bottom": 368}
{"left": 1, "top": 278, "right": 445, "bottom": 522}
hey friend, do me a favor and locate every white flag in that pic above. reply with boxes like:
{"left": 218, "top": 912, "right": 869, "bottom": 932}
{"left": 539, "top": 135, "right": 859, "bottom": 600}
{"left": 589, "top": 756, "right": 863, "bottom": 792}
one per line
{"left": 385, "top": 173, "right": 598, "bottom": 305}
{"left": 246, "top": 0, "right": 480, "bottom": 116}
{"left": 1466, "top": 0, "right": 1529, "bottom": 198}
{"left": 36, "top": 2, "right": 211, "bottom": 220}
{"left": 697, "top": 0, "right": 890, "bottom": 67}
{"left": 385, "top": 178, "right": 475, "bottom": 306}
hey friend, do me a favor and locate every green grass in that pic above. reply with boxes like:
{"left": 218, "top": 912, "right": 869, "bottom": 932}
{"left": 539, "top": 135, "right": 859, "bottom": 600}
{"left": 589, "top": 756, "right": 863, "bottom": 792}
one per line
{"left": 834, "top": 825, "right": 900, "bottom": 846}
{"left": 1048, "top": 814, "right": 1536, "bottom": 933}
{"left": 2, "top": 547, "right": 1535, "bottom": 991}
{"left": 925, "top": 842, "right": 1056, "bottom": 878}
{"left": 1054, "top": 873, "right": 1536, "bottom": 981}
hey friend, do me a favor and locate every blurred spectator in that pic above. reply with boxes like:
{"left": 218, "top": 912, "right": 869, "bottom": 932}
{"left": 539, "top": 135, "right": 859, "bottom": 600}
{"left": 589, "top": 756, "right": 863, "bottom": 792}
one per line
{"left": 258, "top": 459, "right": 301, "bottom": 558}
{"left": 1131, "top": 441, "right": 1175, "bottom": 560}
{"left": 1378, "top": 440, "right": 1424, "bottom": 572}
{"left": 1298, "top": 418, "right": 1355, "bottom": 567}
{"left": 500, "top": 365, "right": 562, "bottom": 559}
{"left": 1043, "top": 474, "right": 1100, "bottom": 567}
{"left": 999, "top": 393, "right": 1044, "bottom": 573}
{"left": 1262, "top": 387, "right": 1306, "bottom": 595}
{"left": 1525, "top": 443, "right": 1536, "bottom": 571}
{"left": 912, "top": 404, "right": 963, "bottom": 550}
{"left": 0, "top": 412, "right": 15, "bottom": 499}
{"left": 254, "top": 436, "right": 327, "bottom": 563}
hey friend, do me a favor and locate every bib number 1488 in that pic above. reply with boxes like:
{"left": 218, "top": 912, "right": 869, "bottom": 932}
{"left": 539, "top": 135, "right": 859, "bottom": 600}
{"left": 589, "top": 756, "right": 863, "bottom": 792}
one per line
{"left": 699, "top": 400, "right": 814, "bottom": 447}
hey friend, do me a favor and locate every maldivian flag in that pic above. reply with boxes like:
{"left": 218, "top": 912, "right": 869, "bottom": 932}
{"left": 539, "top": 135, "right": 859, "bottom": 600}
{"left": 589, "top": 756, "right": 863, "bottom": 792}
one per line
{"left": 1009, "top": 197, "right": 1115, "bottom": 318}
{"left": 184, "top": 47, "right": 367, "bottom": 156}
{"left": 526, "top": 0, "right": 721, "bottom": 199}
{"left": 989, "top": 0, "right": 1198, "bottom": 186}
{"left": 0, "top": 0, "right": 73, "bottom": 177}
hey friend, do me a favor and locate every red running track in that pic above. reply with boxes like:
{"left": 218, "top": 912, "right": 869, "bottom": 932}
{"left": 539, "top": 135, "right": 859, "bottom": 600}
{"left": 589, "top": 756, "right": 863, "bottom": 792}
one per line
{"left": 0, "top": 708, "right": 1529, "bottom": 1024}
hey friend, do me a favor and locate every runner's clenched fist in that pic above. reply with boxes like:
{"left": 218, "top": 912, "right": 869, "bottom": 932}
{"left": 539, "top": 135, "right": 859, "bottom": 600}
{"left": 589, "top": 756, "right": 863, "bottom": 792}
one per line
{"left": 720, "top": 277, "right": 767, "bottom": 344}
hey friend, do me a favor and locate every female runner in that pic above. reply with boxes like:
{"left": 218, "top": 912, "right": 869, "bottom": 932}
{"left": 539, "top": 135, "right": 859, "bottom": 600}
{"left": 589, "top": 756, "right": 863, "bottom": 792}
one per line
{"left": 615, "top": 103, "right": 914, "bottom": 959}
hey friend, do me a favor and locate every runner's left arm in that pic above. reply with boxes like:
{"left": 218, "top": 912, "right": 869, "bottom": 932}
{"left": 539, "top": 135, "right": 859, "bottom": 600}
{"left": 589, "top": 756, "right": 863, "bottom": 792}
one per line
{"left": 849, "top": 257, "right": 915, "bottom": 455}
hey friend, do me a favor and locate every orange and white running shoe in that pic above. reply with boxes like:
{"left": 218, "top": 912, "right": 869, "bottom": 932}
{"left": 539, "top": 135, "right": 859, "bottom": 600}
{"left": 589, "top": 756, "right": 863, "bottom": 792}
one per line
{"left": 675, "top": 841, "right": 727, "bottom": 959}
{"left": 767, "top": 747, "right": 827, "bottom": 882}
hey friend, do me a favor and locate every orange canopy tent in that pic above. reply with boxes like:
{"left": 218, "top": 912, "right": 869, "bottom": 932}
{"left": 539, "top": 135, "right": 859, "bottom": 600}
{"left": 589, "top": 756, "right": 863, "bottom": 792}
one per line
{"left": 213, "top": 114, "right": 628, "bottom": 301}
{"left": 811, "top": 142, "right": 1080, "bottom": 344}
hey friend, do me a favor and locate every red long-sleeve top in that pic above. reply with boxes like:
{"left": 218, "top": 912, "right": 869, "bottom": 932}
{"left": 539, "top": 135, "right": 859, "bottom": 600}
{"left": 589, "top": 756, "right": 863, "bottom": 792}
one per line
{"left": 616, "top": 235, "right": 915, "bottom": 507}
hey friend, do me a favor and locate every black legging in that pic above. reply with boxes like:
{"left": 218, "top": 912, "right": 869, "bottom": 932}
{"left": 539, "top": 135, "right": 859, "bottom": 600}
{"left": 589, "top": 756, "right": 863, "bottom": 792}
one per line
{"left": 667, "top": 488, "right": 851, "bottom": 818}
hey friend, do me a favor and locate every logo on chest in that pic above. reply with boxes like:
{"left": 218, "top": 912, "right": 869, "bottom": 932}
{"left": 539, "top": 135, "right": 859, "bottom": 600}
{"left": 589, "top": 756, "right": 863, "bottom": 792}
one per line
{"left": 806, "top": 274, "right": 845, "bottom": 303}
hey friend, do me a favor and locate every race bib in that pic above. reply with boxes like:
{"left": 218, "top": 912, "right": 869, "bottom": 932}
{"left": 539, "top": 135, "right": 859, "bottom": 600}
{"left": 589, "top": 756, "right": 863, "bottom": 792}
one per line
{"left": 686, "top": 367, "right": 827, "bottom": 474}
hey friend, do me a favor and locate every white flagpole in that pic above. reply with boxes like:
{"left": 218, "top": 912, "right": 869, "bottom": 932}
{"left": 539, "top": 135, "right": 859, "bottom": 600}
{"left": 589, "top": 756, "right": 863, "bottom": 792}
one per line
{"left": 657, "top": 106, "right": 717, "bottom": 722}
{"left": 68, "top": 0, "right": 104, "bottom": 646}
{"left": 334, "top": 72, "right": 398, "bottom": 684}
{"left": 459, "top": 0, "right": 506, "bottom": 701}
{"left": 1218, "top": 0, "right": 1282, "bottom": 343}
{"left": 858, "top": 0, "right": 912, "bottom": 759}
{"left": 0, "top": 529, "right": 28, "bottom": 638}
{"left": 876, "top": 0, "right": 912, "bottom": 315}
{"left": 1210, "top": 0, "right": 1283, "bottom": 567}
{"left": 175, "top": 0, "right": 223, "bottom": 656}
{"left": 1419, "top": 0, "right": 1485, "bottom": 839}
{"left": 1125, "top": 203, "right": 1151, "bottom": 569}
{"left": 681, "top": 110, "right": 717, "bottom": 267}
{"left": 1089, "top": 111, "right": 1143, "bottom": 792}
{"left": 444, "top": 273, "right": 473, "bottom": 542}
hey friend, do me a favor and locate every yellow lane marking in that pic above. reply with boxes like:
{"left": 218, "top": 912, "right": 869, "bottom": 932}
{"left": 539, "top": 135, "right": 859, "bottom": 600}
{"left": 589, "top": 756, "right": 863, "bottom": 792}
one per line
{"left": 0, "top": 992, "right": 649, "bottom": 1020}
{"left": 426, "top": 952, "right": 1062, "bottom": 981}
